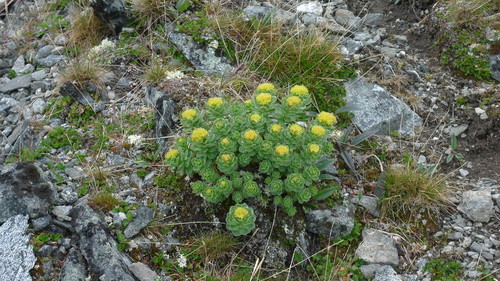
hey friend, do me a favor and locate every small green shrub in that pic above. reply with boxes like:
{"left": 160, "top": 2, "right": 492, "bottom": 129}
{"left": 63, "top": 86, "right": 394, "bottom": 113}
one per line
{"left": 166, "top": 84, "right": 339, "bottom": 235}
{"left": 424, "top": 258, "right": 463, "bottom": 280}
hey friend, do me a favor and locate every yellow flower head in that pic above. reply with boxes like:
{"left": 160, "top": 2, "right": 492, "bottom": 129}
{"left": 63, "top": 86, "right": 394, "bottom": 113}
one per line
{"left": 275, "top": 145, "right": 289, "bottom": 156}
{"left": 181, "top": 109, "right": 196, "bottom": 120}
{"left": 317, "top": 112, "right": 337, "bottom": 126}
{"left": 220, "top": 138, "right": 230, "bottom": 145}
{"left": 257, "top": 83, "right": 275, "bottom": 92}
{"left": 309, "top": 144, "right": 320, "bottom": 153}
{"left": 250, "top": 113, "right": 262, "bottom": 123}
{"left": 234, "top": 207, "right": 249, "bottom": 219}
{"left": 243, "top": 130, "right": 258, "bottom": 141}
{"left": 289, "top": 124, "right": 304, "bottom": 136}
{"left": 255, "top": 93, "right": 272, "bottom": 105}
{"left": 165, "top": 149, "right": 179, "bottom": 160}
{"left": 220, "top": 180, "right": 227, "bottom": 187}
{"left": 311, "top": 125, "right": 326, "bottom": 136}
{"left": 290, "top": 85, "right": 309, "bottom": 95}
{"left": 221, "top": 154, "right": 231, "bottom": 162}
{"left": 207, "top": 97, "right": 223, "bottom": 107}
{"left": 191, "top": 128, "right": 208, "bottom": 142}
{"left": 205, "top": 188, "right": 213, "bottom": 195}
{"left": 244, "top": 100, "right": 252, "bottom": 106}
{"left": 270, "top": 123, "right": 282, "bottom": 133}
{"left": 286, "top": 96, "right": 302, "bottom": 107}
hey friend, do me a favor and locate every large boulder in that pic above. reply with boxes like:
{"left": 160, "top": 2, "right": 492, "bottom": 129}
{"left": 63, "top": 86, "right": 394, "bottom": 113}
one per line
{"left": 344, "top": 77, "right": 422, "bottom": 136}
{"left": 71, "top": 204, "right": 138, "bottom": 281}
{"left": 0, "top": 162, "right": 57, "bottom": 224}
{"left": 0, "top": 215, "right": 36, "bottom": 281}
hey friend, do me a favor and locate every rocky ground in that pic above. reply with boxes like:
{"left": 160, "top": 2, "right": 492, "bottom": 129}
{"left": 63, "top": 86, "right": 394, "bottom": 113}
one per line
{"left": 0, "top": 0, "right": 499, "bottom": 280}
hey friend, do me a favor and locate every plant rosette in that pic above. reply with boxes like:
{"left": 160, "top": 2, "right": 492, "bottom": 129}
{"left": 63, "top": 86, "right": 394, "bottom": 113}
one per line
{"left": 226, "top": 203, "right": 256, "bottom": 236}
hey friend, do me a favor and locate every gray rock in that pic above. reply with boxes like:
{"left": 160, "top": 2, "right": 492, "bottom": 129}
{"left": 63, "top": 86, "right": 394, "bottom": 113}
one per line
{"left": 32, "top": 98, "right": 46, "bottom": 114}
{"left": 0, "top": 215, "right": 36, "bottom": 281}
{"left": 457, "top": 188, "right": 494, "bottom": 223}
{"left": 36, "top": 45, "right": 55, "bottom": 59}
{"left": 167, "top": 31, "right": 234, "bottom": 76}
{"left": 146, "top": 86, "right": 176, "bottom": 146}
{"left": 0, "top": 58, "right": 13, "bottom": 68}
{"left": 91, "top": 0, "right": 131, "bottom": 34}
{"left": 447, "top": 232, "right": 463, "bottom": 240}
{"left": 61, "top": 188, "right": 79, "bottom": 204}
{"left": 30, "top": 80, "right": 54, "bottom": 94}
{"left": 444, "top": 124, "right": 468, "bottom": 136}
{"left": 0, "top": 74, "right": 32, "bottom": 93}
{"left": 60, "top": 247, "right": 88, "bottom": 281}
{"left": 65, "top": 166, "right": 85, "bottom": 179}
{"left": 373, "top": 265, "right": 402, "bottom": 281}
{"left": 59, "top": 81, "right": 104, "bottom": 111}
{"left": 53, "top": 205, "right": 73, "bottom": 221}
{"left": 360, "top": 263, "right": 381, "bottom": 277}
{"left": 295, "top": 230, "right": 313, "bottom": 258}
{"left": 334, "top": 9, "right": 354, "bottom": 25}
{"left": 36, "top": 55, "right": 66, "bottom": 67}
{"left": 31, "top": 215, "right": 52, "bottom": 231}
{"left": 71, "top": 204, "right": 138, "bottom": 281}
{"left": 305, "top": 204, "right": 355, "bottom": 239}
{"left": 31, "top": 69, "right": 48, "bottom": 80}
{"left": 124, "top": 205, "right": 155, "bottom": 239}
{"left": 54, "top": 35, "right": 68, "bottom": 46}
{"left": 351, "top": 195, "right": 380, "bottom": 217}
{"left": 355, "top": 229, "right": 399, "bottom": 268}
{"left": 12, "top": 55, "right": 25, "bottom": 73}
{"left": 0, "top": 162, "right": 57, "bottom": 223}
{"left": 364, "top": 13, "right": 384, "bottom": 26}
{"left": 162, "top": 236, "right": 179, "bottom": 252}
{"left": 490, "top": 54, "right": 500, "bottom": 82}
{"left": 37, "top": 244, "right": 57, "bottom": 257}
{"left": 242, "top": 6, "right": 297, "bottom": 26}
{"left": 344, "top": 77, "right": 422, "bottom": 136}
{"left": 343, "top": 39, "right": 363, "bottom": 55}
{"left": 296, "top": 1, "right": 323, "bottom": 15}
{"left": 128, "top": 263, "right": 159, "bottom": 281}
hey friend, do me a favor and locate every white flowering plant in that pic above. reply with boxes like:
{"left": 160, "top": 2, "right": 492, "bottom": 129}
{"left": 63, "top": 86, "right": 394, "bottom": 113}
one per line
{"left": 165, "top": 83, "right": 338, "bottom": 235}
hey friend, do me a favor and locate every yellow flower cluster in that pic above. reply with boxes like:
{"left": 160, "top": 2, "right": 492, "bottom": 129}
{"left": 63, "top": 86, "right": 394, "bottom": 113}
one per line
{"left": 207, "top": 97, "right": 223, "bottom": 107}
{"left": 255, "top": 93, "right": 272, "bottom": 105}
{"left": 256, "top": 83, "right": 275, "bottom": 92}
{"left": 243, "top": 130, "right": 258, "bottom": 141}
{"left": 220, "top": 138, "right": 230, "bottom": 145}
{"left": 286, "top": 96, "right": 302, "bottom": 107}
{"left": 290, "top": 85, "right": 309, "bottom": 95}
{"left": 165, "top": 149, "right": 179, "bottom": 160}
{"left": 221, "top": 154, "right": 231, "bottom": 162}
{"left": 309, "top": 144, "right": 320, "bottom": 153}
{"left": 270, "top": 123, "right": 282, "bottom": 133}
{"left": 220, "top": 180, "right": 228, "bottom": 187}
{"left": 244, "top": 100, "right": 252, "bottom": 105}
{"left": 317, "top": 112, "right": 337, "bottom": 126}
{"left": 311, "top": 125, "right": 326, "bottom": 136}
{"left": 191, "top": 128, "right": 208, "bottom": 142}
{"left": 234, "top": 207, "right": 249, "bottom": 219}
{"left": 181, "top": 109, "right": 196, "bottom": 120}
{"left": 289, "top": 124, "right": 304, "bottom": 135}
{"left": 275, "top": 145, "right": 289, "bottom": 156}
{"left": 250, "top": 113, "right": 262, "bottom": 122}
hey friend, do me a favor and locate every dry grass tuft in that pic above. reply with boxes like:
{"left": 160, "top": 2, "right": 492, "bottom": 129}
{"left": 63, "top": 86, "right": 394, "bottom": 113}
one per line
{"left": 68, "top": 7, "right": 109, "bottom": 47}
{"left": 446, "top": 0, "right": 499, "bottom": 30}
{"left": 380, "top": 164, "right": 453, "bottom": 222}
{"left": 58, "top": 57, "right": 107, "bottom": 89}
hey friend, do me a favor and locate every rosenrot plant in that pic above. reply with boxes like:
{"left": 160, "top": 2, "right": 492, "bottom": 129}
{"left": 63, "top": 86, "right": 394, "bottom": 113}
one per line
{"left": 165, "top": 83, "right": 338, "bottom": 236}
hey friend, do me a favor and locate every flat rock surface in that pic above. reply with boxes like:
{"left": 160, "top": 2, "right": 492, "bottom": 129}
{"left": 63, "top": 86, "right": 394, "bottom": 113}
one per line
{"left": 0, "top": 215, "right": 36, "bottom": 281}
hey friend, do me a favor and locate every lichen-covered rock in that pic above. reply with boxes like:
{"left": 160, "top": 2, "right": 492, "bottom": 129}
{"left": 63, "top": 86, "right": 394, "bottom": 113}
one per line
{"left": 344, "top": 77, "right": 422, "bottom": 136}
{"left": 123, "top": 205, "right": 155, "bottom": 239}
{"left": 355, "top": 229, "right": 399, "bottom": 268}
{"left": 305, "top": 204, "right": 355, "bottom": 239}
{"left": 0, "top": 162, "right": 57, "bottom": 224}
{"left": 0, "top": 215, "right": 36, "bottom": 281}
{"left": 90, "top": 0, "right": 131, "bottom": 34}
{"left": 71, "top": 204, "right": 138, "bottom": 281}
{"left": 146, "top": 86, "right": 176, "bottom": 147}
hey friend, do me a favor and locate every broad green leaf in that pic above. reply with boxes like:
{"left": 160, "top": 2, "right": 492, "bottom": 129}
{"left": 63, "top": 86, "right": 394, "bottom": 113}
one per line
{"left": 316, "top": 158, "right": 336, "bottom": 170}
{"left": 176, "top": 0, "right": 191, "bottom": 12}
{"left": 313, "top": 187, "right": 337, "bottom": 200}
